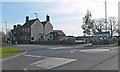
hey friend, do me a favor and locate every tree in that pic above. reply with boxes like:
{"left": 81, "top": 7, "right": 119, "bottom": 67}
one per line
{"left": 93, "top": 18, "right": 106, "bottom": 32}
{"left": 81, "top": 10, "right": 94, "bottom": 36}
{"left": 81, "top": 10, "right": 118, "bottom": 37}
{"left": 108, "top": 16, "right": 118, "bottom": 36}
{"left": 91, "top": 16, "right": 118, "bottom": 36}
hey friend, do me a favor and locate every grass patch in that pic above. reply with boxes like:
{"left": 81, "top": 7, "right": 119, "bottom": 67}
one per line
{"left": 0, "top": 46, "right": 20, "bottom": 57}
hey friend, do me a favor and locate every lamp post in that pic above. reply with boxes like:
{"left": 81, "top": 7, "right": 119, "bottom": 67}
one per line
{"left": 105, "top": 0, "right": 108, "bottom": 31}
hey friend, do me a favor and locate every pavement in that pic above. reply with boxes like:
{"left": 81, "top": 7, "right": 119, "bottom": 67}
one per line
{"left": 2, "top": 44, "right": 119, "bottom": 70}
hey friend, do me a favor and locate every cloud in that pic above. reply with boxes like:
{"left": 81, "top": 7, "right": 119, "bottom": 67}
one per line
{"left": 63, "top": 17, "right": 82, "bottom": 20}
{"left": 2, "top": 0, "right": 119, "bottom": 36}
{"left": 2, "top": 0, "right": 57, "bottom": 2}
{"left": 46, "top": 0, "right": 118, "bottom": 18}
{"left": 46, "top": 1, "right": 87, "bottom": 14}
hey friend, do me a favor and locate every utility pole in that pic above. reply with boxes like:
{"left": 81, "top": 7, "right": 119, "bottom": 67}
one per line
{"left": 105, "top": 0, "right": 107, "bottom": 31}
{"left": 34, "top": 13, "right": 38, "bottom": 19}
{"left": 4, "top": 21, "right": 7, "bottom": 35}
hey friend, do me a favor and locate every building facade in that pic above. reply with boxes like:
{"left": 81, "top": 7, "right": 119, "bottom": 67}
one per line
{"left": 47, "top": 30, "right": 66, "bottom": 41}
{"left": 10, "top": 15, "right": 53, "bottom": 43}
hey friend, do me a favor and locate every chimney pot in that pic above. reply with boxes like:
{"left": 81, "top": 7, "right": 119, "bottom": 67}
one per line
{"left": 13, "top": 25, "right": 16, "bottom": 29}
{"left": 26, "top": 16, "right": 29, "bottom": 22}
{"left": 46, "top": 15, "right": 50, "bottom": 21}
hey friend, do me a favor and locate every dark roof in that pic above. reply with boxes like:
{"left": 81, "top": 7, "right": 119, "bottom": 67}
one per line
{"left": 53, "top": 30, "right": 65, "bottom": 36}
{"left": 22, "top": 19, "right": 38, "bottom": 28}
{"left": 41, "top": 21, "right": 47, "bottom": 26}
{"left": 22, "top": 18, "right": 49, "bottom": 28}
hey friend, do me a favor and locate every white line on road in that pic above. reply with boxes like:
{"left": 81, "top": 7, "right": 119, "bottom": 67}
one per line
{"left": 23, "top": 68, "right": 28, "bottom": 70}
{"left": 24, "top": 54, "right": 42, "bottom": 58}
{"left": 30, "top": 57, "right": 77, "bottom": 69}
{"left": 79, "top": 49, "right": 110, "bottom": 53}
{"left": 110, "top": 51, "right": 116, "bottom": 52}
{"left": 50, "top": 46, "right": 83, "bottom": 50}
{"left": 70, "top": 50, "right": 77, "bottom": 52}
{"left": 23, "top": 68, "right": 29, "bottom": 72}
{"left": 50, "top": 47, "right": 72, "bottom": 50}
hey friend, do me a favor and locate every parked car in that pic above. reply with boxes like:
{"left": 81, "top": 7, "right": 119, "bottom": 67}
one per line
{"left": 61, "top": 36, "right": 75, "bottom": 45}
{"left": 75, "top": 36, "right": 86, "bottom": 44}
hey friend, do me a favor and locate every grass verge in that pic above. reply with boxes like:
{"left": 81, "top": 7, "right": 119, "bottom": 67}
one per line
{"left": 0, "top": 46, "right": 20, "bottom": 57}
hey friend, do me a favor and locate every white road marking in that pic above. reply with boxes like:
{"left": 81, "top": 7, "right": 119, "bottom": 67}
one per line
{"left": 50, "top": 46, "right": 83, "bottom": 50}
{"left": 23, "top": 68, "right": 28, "bottom": 70}
{"left": 24, "top": 54, "right": 42, "bottom": 58}
{"left": 79, "top": 49, "right": 110, "bottom": 53}
{"left": 30, "top": 57, "right": 77, "bottom": 69}
{"left": 23, "top": 68, "right": 29, "bottom": 72}
{"left": 70, "top": 50, "right": 77, "bottom": 52}
{"left": 110, "top": 51, "right": 116, "bottom": 52}
{"left": 50, "top": 47, "right": 72, "bottom": 49}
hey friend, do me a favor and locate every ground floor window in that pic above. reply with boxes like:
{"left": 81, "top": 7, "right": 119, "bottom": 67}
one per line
{"left": 41, "top": 36, "right": 44, "bottom": 39}
{"left": 31, "top": 37, "right": 34, "bottom": 40}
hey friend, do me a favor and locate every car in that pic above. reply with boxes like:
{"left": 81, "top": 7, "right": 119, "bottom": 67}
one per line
{"left": 61, "top": 36, "right": 75, "bottom": 45}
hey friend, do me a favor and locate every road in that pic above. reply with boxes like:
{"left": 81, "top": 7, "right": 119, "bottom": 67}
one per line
{"left": 2, "top": 44, "right": 118, "bottom": 70}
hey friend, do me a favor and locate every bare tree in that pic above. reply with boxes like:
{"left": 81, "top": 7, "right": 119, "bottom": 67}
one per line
{"left": 81, "top": 11, "right": 118, "bottom": 37}
{"left": 108, "top": 17, "right": 118, "bottom": 36}
{"left": 93, "top": 18, "right": 106, "bottom": 32}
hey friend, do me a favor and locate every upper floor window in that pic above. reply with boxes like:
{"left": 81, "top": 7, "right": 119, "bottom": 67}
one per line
{"left": 28, "top": 28, "right": 30, "bottom": 33}
{"left": 22, "top": 28, "right": 24, "bottom": 32}
{"left": 24, "top": 28, "right": 27, "bottom": 32}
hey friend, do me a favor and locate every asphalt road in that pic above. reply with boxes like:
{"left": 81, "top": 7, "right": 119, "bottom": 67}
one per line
{"left": 2, "top": 44, "right": 119, "bottom": 70}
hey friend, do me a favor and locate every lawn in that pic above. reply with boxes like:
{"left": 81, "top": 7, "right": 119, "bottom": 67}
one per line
{"left": 0, "top": 46, "right": 20, "bottom": 57}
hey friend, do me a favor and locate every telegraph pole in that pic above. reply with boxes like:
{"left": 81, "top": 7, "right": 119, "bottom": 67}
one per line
{"left": 4, "top": 21, "right": 7, "bottom": 35}
{"left": 105, "top": 0, "right": 107, "bottom": 31}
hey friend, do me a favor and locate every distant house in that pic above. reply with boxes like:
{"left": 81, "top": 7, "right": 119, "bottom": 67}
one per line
{"left": 47, "top": 30, "right": 65, "bottom": 41}
{"left": 94, "top": 31, "right": 110, "bottom": 44}
{"left": 10, "top": 15, "right": 53, "bottom": 43}
{"left": 10, "top": 25, "right": 22, "bottom": 43}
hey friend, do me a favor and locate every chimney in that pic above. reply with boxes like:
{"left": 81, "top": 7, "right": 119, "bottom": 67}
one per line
{"left": 26, "top": 16, "right": 29, "bottom": 22}
{"left": 13, "top": 25, "right": 16, "bottom": 29}
{"left": 46, "top": 15, "right": 50, "bottom": 21}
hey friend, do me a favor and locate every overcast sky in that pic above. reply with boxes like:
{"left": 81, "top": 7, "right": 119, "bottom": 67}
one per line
{"left": 1, "top": 0, "right": 119, "bottom": 36}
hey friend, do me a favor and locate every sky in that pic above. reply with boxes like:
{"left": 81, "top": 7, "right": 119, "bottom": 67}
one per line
{"left": 1, "top": 0, "right": 119, "bottom": 36}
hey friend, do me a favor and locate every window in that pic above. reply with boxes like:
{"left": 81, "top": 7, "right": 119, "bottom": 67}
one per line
{"left": 25, "top": 36, "right": 26, "bottom": 40}
{"left": 25, "top": 28, "right": 26, "bottom": 32}
{"left": 41, "top": 36, "right": 44, "bottom": 39}
{"left": 31, "top": 37, "right": 34, "bottom": 40}
{"left": 28, "top": 28, "right": 30, "bottom": 32}
{"left": 49, "top": 36, "right": 52, "bottom": 38}
{"left": 22, "top": 28, "right": 24, "bottom": 32}
{"left": 14, "top": 31, "right": 16, "bottom": 34}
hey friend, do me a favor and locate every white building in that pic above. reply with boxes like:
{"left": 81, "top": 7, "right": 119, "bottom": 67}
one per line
{"left": 11, "top": 15, "right": 53, "bottom": 43}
